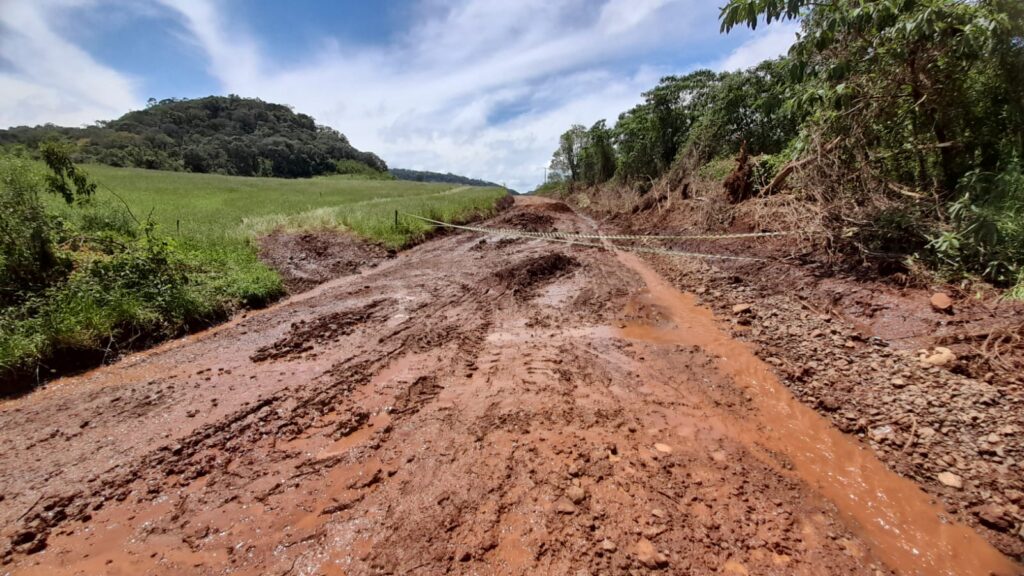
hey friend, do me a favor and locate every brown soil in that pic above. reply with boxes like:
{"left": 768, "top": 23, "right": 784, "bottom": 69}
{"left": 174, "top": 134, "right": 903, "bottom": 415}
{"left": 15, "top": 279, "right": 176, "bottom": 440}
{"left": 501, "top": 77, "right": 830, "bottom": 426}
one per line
{"left": 493, "top": 206, "right": 558, "bottom": 232}
{"left": 258, "top": 229, "right": 390, "bottom": 293}
{"left": 0, "top": 198, "right": 1020, "bottom": 575}
{"left": 592, "top": 198, "right": 1024, "bottom": 561}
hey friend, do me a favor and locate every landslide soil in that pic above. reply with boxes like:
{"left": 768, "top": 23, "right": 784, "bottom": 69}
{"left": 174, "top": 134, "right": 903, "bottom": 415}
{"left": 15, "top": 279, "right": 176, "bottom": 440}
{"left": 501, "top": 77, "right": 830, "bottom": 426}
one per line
{"left": 599, "top": 197, "right": 1024, "bottom": 561}
{"left": 0, "top": 198, "right": 1019, "bottom": 576}
{"left": 258, "top": 230, "right": 389, "bottom": 293}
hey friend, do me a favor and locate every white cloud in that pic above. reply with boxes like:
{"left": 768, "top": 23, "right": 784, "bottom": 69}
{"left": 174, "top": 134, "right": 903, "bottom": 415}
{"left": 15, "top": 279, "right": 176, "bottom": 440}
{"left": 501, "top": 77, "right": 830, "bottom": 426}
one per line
{"left": 155, "top": 0, "right": 730, "bottom": 191}
{"left": 1, "top": 0, "right": 800, "bottom": 191}
{"left": 716, "top": 21, "right": 800, "bottom": 71}
{"left": 0, "top": 0, "right": 141, "bottom": 127}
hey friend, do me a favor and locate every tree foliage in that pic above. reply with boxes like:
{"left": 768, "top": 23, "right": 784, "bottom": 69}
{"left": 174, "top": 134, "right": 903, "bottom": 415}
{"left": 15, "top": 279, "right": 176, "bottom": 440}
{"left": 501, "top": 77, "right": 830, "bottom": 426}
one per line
{"left": 549, "top": 122, "right": 618, "bottom": 187}
{"left": 719, "top": 0, "right": 809, "bottom": 32}
{"left": 0, "top": 155, "right": 62, "bottom": 302}
{"left": 548, "top": 0, "right": 1024, "bottom": 286}
{"left": 733, "top": 0, "right": 1024, "bottom": 282}
{"left": 0, "top": 95, "right": 387, "bottom": 179}
{"left": 40, "top": 141, "right": 97, "bottom": 204}
{"left": 551, "top": 63, "right": 798, "bottom": 185}
{"left": 776, "top": 0, "right": 1024, "bottom": 193}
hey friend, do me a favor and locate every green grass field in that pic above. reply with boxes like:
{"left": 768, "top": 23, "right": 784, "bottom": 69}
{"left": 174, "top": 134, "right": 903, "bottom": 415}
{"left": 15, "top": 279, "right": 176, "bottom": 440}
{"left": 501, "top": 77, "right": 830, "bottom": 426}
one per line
{"left": 74, "top": 165, "right": 505, "bottom": 247}
{"left": 57, "top": 165, "right": 508, "bottom": 306}
{"left": 3, "top": 164, "right": 506, "bottom": 390}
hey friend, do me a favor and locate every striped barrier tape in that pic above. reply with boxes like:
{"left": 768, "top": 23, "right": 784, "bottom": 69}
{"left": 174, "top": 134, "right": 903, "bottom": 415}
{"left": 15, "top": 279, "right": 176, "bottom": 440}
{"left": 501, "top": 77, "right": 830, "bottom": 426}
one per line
{"left": 400, "top": 213, "right": 768, "bottom": 262}
{"left": 402, "top": 213, "right": 791, "bottom": 242}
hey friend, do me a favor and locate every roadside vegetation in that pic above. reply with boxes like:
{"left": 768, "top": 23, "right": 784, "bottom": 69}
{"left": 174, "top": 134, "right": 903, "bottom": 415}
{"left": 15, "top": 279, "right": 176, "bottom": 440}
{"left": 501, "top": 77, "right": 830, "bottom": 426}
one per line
{"left": 0, "top": 152, "right": 506, "bottom": 393}
{"left": 544, "top": 0, "right": 1024, "bottom": 296}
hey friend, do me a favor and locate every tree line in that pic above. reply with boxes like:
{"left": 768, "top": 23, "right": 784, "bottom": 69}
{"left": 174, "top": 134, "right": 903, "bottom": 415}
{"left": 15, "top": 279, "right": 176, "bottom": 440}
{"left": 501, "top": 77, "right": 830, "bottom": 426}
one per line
{"left": 390, "top": 168, "right": 505, "bottom": 189}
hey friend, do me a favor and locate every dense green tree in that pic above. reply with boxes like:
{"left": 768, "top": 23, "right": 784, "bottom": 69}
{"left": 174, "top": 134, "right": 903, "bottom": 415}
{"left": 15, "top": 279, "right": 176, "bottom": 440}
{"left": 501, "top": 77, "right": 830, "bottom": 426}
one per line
{"left": 551, "top": 125, "right": 587, "bottom": 182}
{"left": 684, "top": 59, "right": 799, "bottom": 162}
{"left": 388, "top": 168, "right": 502, "bottom": 188}
{"left": 722, "top": 0, "right": 1023, "bottom": 192}
{"left": 580, "top": 121, "right": 617, "bottom": 186}
{"left": 720, "top": 0, "right": 1024, "bottom": 282}
{"left": 547, "top": 0, "right": 1023, "bottom": 285}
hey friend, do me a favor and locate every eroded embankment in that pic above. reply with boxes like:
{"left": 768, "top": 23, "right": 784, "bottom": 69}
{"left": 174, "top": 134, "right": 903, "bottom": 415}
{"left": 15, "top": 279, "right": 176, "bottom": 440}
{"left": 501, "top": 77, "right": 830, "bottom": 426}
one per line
{"left": 0, "top": 197, "right": 1018, "bottom": 575}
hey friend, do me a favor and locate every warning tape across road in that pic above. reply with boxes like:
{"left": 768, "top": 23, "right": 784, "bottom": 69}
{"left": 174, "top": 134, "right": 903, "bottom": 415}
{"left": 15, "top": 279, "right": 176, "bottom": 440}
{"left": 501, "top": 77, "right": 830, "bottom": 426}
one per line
{"left": 402, "top": 213, "right": 792, "bottom": 242}
{"left": 400, "top": 213, "right": 773, "bottom": 262}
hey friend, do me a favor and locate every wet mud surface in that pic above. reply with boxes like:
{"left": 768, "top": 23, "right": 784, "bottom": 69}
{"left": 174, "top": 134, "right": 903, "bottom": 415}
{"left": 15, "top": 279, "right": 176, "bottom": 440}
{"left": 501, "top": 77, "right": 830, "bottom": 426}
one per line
{"left": 258, "top": 229, "right": 389, "bottom": 293}
{"left": 0, "top": 198, "right": 1020, "bottom": 575}
{"left": 598, "top": 201, "right": 1024, "bottom": 561}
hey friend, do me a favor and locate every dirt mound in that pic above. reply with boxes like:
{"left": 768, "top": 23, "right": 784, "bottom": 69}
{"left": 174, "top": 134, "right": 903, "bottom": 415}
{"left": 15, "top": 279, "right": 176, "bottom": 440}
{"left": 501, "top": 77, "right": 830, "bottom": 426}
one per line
{"left": 493, "top": 211, "right": 556, "bottom": 232}
{"left": 258, "top": 230, "right": 388, "bottom": 293}
{"left": 492, "top": 253, "right": 579, "bottom": 298}
{"left": 469, "top": 237, "right": 522, "bottom": 252}
{"left": 530, "top": 201, "right": 574, "bottom": 214}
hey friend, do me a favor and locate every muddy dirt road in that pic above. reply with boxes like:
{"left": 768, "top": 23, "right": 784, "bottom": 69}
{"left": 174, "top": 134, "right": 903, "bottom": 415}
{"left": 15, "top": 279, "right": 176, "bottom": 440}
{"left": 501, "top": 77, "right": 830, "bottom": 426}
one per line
{"left": 0, "top": 198, "right": 1019, "bottom": 575}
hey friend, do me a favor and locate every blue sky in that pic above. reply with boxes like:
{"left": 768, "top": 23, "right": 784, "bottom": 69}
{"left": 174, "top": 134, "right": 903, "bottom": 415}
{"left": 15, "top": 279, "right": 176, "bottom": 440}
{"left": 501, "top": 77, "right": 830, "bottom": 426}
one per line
{"left": 0, "top": 0, "right": 798, "bottom": 191}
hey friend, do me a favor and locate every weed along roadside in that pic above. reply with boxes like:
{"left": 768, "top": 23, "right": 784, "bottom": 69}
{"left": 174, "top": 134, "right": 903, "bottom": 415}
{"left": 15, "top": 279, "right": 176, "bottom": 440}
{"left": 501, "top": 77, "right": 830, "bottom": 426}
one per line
{"left": 0, "top": 157, "right": 508, "bottom": 395}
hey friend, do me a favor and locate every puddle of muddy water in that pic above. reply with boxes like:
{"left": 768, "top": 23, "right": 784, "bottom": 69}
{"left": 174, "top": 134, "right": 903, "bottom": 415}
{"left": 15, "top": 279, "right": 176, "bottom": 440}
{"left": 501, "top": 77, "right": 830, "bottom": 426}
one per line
{"left": 614, "top": 251, "right": 1020, "bottom": 576}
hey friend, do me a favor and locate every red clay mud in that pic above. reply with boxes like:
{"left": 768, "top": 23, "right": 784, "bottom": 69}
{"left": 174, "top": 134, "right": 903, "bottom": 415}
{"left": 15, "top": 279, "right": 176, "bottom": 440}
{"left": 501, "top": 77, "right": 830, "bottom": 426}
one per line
{"left": 595, "top": 199, "right": 1024, "bottom": 560}
{"left": 0, "top": 198, "right": 1019, "bottom": 575}
{"left": 258, "top": 229, "right": 389, "bottom": 293}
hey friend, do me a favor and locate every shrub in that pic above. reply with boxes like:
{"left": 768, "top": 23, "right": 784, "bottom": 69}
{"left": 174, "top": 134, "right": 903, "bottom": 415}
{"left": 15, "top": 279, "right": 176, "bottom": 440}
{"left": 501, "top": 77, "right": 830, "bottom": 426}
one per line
{"left": 335, "top": 158, "right": 390, "bottom": 178}
{"left": 697, "top": 157, "right": 735, "bottom": 182}
{"left": 0, "top": 152, "right": 227, "bottom": 392}
{"left": 928, "top": 162, "right": 1024, "bottom": 285}
{"left": 0, "top": 156, "right": 65, "bottom": 304}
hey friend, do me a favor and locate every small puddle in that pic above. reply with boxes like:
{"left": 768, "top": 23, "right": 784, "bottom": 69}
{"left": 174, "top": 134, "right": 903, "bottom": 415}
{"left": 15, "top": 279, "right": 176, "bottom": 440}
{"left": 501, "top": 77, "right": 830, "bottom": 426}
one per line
{"left": 614, "top": 251, "right": 1020, "bottom": 576}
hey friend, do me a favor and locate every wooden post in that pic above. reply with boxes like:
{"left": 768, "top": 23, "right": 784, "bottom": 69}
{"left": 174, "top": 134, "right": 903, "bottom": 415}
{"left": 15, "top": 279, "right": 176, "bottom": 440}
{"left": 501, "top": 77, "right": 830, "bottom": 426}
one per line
{"left": 394, "top": 210, "right": 399, "bottom": 230}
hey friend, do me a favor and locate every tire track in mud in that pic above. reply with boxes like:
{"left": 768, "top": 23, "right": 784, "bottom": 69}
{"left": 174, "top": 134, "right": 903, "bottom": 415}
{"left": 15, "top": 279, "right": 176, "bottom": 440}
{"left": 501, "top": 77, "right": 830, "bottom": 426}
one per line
{"left": 0, "top": 198, "right": 1019, "bottom": 575}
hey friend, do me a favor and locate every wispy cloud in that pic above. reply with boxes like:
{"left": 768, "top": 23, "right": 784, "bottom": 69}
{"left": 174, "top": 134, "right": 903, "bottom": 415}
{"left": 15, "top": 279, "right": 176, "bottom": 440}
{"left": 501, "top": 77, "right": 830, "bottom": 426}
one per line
{"left": 1, "top": 0, "right": 797, "bottom": 191}
{"left": 716, "top": 21, "right": 799, "bottom": 71}
{"left": 0, "top": 0, "right": 140, "bottom": 127}
{"left": 155, "top": 0, "right": 725, "bottom": 190}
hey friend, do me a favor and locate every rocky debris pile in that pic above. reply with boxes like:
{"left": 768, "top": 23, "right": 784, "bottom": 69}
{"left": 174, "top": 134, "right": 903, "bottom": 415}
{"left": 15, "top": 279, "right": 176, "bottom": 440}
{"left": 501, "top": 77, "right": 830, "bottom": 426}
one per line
{"left": 649, "top": 256, "right": 1024, "bottom": 560}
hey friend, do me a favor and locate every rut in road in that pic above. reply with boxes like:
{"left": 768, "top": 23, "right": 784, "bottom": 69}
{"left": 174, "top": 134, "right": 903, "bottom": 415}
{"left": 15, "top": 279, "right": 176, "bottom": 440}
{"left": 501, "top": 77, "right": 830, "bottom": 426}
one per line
{"left": 0, "top": 198, "right": 1018, "bottom": 576}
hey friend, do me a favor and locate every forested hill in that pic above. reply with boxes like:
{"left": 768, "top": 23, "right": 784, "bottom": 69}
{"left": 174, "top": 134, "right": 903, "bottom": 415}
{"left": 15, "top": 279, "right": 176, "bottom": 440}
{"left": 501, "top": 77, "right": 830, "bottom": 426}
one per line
{"left": 0, "top": 95, "right": 387, "bottom": 179}
{"left": 390, "top": 168, "right": 506, "bottom": 190}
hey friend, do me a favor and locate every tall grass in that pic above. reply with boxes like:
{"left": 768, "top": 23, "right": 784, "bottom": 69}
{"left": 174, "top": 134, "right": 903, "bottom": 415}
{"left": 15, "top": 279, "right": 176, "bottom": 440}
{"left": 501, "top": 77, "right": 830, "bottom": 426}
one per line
{"left": 240, "top": 187, "right": 506, "bottom": 248}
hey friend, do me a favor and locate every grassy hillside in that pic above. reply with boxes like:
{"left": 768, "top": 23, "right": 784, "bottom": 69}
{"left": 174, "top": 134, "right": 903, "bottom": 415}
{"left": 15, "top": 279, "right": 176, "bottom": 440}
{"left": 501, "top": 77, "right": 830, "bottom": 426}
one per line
{"left": 3, "top": 163, "right": 507, "bottom": 391}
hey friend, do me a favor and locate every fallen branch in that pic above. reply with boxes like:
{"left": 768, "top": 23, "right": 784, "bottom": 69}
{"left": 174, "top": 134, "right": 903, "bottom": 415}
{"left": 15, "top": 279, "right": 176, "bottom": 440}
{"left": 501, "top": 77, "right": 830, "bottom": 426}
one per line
{"left": 901, "top": 415, "right": 918, "bottom": 454}
{"left": 16, "top": 493, "right": 44, "bottom": 522}
{"left": 762, "top": 138, "right": 841, "bottom": 196}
